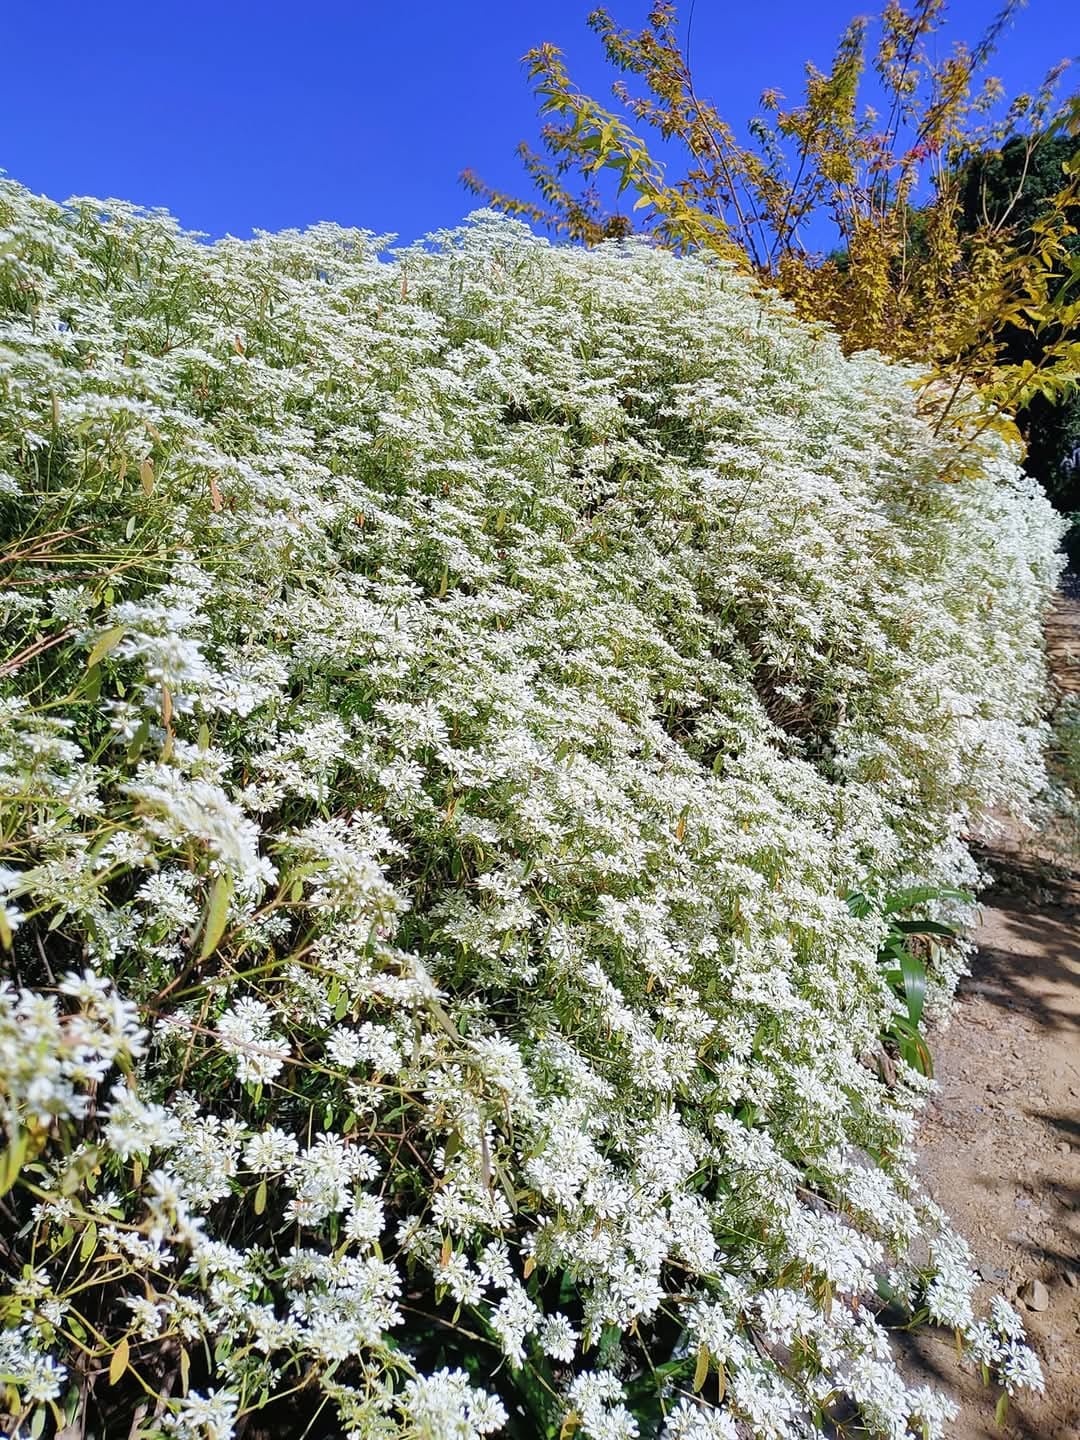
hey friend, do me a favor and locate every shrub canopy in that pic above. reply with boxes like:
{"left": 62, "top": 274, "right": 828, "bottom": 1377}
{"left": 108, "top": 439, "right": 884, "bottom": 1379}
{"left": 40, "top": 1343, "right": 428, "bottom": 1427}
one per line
{"left": 0, "top": 180, "right": 1063, "bottom": 1440}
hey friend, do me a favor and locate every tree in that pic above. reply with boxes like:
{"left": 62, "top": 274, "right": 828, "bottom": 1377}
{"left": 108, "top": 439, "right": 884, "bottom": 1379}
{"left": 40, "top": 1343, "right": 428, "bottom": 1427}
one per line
{"left": 958, "top": 132, "right": 1080, "bottom": 520}
{"left": 463, "top": 2, "right": 1080, "bottom": 458}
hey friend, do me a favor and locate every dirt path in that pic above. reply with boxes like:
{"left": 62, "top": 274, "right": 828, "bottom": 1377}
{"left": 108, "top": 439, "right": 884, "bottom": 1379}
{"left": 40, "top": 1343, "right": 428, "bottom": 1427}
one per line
{"left": 900, "top": 584, "right": 1080, "bottom": 1439}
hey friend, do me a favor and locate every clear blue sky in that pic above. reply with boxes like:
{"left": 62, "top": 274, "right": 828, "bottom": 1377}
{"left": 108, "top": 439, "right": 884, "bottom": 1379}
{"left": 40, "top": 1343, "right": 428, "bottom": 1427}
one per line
{"left": 1, "top": 1, "right": 1073, "bottom": 245}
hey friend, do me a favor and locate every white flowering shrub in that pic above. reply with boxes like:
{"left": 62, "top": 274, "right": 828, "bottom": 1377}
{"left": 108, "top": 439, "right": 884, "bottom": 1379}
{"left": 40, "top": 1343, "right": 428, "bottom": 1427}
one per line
{"left": 0, "top": 177, "right": 1063, "bottom": 1439}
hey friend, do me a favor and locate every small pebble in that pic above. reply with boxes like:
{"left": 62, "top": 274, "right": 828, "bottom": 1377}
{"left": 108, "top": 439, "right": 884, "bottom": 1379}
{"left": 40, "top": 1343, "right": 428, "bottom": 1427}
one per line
{"left": 1020, "top": 1277, "right": 1050, "bottom": 1312}
{"left": 978, "top": 1263, "right": 1009, "bottom": 1284}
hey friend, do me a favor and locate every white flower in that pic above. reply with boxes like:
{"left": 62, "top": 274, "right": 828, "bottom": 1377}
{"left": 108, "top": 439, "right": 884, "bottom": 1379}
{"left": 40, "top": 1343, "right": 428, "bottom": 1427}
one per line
{"left": 662, "top": 1399, "right": 739, "bottom": 1440}
{"left": 166, "top": 1388, "right": 239, "bottom": 1440}
{"left": 216, "top": 998, "right": 291, "bottom": 1084}
{"left": 998, "top": 1340, "right": 1045, "bottom": 1395}
{"left": 539, "top": 1312, "right": 579, "bottom": 1362}
{"left": 399, "top": 1367, "right": 507, "bottom": 1439}
{"left": 104, "top": 1083, "right": 182, "bottom": 1157}
{"left": 242, "top": 1126, "right": 300, "bottom": 1173}
{"left": 989, "top": 1294, "right": 1026, "bottom": 1340}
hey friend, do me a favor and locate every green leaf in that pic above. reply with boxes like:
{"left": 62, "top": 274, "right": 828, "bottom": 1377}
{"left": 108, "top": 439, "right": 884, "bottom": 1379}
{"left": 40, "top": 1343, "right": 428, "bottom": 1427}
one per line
{"left": 79, "top": 1220, "right": 98, "bottom": 1262}
{"left": 0, "top": 1129, "right": 29, "bottom": 1197}
{"left": 882, "top": 885, "right": 973, "bottom": 914}
{"left": 890, "top": 1016, "right": 933, "bottom": 1076}
{"left": 86, "top": 625, "right": 125, "bottom": 669}
{"left": 898, "top": 947, "right": 928, "bottom": 1027}
{"left": 126, "top": 717, "right": 150, "bottom": 763}
{"left": 892, "top": 919, "right": 958, "bottom": 939}
{"left": 198, "top": 873, "right": 234, "bottom": 960}
{"left": 493, "top": 1159, "right": 519, "bottom": 1215}
{"left": 845, "top": 890, "right": 873, "bottom": 918}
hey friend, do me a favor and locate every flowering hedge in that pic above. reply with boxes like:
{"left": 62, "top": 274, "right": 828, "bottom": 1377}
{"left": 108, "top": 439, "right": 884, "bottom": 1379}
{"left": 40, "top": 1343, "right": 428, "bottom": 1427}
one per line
{"left": 0, "top": 179, "right": 1064, "bottom": 1440}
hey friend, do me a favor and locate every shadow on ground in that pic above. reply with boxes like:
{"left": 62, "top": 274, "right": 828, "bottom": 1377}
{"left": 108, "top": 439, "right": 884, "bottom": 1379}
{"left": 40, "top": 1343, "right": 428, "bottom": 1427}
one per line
{"left": 898, "top": 585, "right": 1080, "bottom": 1438}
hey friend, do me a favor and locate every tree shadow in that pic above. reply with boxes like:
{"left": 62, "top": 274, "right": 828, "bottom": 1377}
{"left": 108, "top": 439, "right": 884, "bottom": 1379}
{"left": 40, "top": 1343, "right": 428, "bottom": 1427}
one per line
{"left": 891, "top": 1324, "right": 1060, "bottom": 1440}
{"left": 951, "top": 843, "right": 1080, "bottom": 1038}
{"left": 1039, "top": 1111, "right": 1080, "bottom": 1143}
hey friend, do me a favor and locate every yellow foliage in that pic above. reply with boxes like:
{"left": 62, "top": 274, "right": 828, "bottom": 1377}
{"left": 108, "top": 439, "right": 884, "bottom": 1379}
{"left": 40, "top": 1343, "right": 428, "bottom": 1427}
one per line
{"left": 463, "top": 2, "right": 1080, "bottom": 447}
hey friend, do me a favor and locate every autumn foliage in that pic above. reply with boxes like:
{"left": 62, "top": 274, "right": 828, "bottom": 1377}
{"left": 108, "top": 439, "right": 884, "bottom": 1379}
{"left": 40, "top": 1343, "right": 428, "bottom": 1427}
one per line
{"left": 463, "top": 1, "right": 1080, "bottom": 449}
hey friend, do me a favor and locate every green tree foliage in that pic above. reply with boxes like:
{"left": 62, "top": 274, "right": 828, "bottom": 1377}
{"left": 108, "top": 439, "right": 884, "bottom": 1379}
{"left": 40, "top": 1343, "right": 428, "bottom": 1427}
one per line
{"left": 959, "top": 133, "right": 1080, "bottom": 527}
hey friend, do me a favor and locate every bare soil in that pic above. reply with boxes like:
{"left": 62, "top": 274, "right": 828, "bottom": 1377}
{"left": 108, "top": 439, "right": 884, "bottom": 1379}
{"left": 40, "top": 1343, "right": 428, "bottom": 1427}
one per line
{"left": 899, "top": 586, "right": 1080, "bottom": 1439}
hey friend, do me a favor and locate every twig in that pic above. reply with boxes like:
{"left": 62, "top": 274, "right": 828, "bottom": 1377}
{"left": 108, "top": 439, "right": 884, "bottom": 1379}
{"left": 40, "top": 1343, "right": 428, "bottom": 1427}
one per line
{"left": 0, "top": 627, "right": 75, "bottom": 678}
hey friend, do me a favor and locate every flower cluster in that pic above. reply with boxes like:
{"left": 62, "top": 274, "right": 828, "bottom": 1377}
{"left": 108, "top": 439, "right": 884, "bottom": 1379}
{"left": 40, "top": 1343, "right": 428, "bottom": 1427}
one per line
{"left": 0, "top": 178, "right": 1062, "bottom": 1439}
{"left": 0, "top": 971, "right": 145, "bottom": 1134}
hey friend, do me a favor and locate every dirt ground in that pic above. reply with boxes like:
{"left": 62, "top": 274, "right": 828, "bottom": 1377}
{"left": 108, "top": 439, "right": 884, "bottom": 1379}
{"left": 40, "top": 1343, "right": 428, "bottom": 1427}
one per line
{"left": 898, "top": 585, "right": 1080, "bottom": 1439}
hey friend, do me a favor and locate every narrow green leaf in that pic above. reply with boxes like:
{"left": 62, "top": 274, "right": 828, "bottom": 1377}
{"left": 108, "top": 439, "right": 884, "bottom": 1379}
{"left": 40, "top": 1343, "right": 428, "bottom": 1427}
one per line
{"left": 79, "top": 1220, "right": 98, "bottom": 1262}
{"left": 126, "top": 717, "right": 150, "bottom": 763}
{"left": 893, "top": 919, "right": 958, "bottom": 939}
{"left": 845, "top": 891, "right": 873, "bottom": 918}
{"left": 0, "top": 1129, "right": 28, "bottom": 1196}
{"left": 883, "top": 885, "right": 973, "bottom": 914}
{"left": 493, "top": 1159, "right": 519, "bottom": 1215}
{"left": 898, "top": 947, "right": 928, "bottom": 1027}
{"left": 199, "top": 873, "right": 233, "bottom": 960}
{"left": 86, "top": 625, "right": 124, "bottom": 670}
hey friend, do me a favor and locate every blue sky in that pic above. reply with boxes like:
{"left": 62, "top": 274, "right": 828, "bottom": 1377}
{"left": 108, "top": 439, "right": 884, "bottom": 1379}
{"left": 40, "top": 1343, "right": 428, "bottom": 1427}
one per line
{"left": 2, "top": 1, "right": 1073, "bottom": 245}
